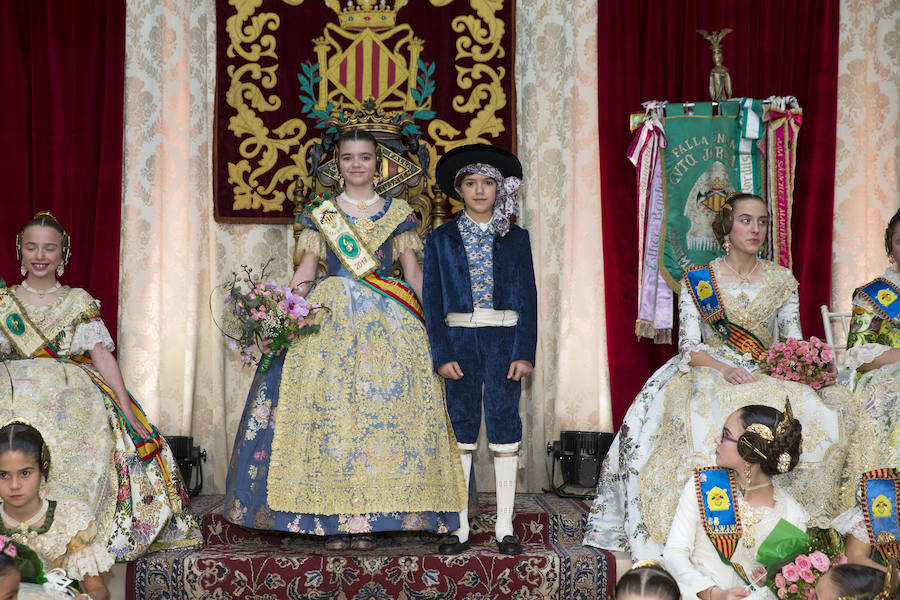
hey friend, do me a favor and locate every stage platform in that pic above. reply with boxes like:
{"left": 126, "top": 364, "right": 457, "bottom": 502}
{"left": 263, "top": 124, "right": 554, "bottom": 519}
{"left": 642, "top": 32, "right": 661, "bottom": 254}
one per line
{"left": 127, "top": 493, "right": 614, "bottom": 599}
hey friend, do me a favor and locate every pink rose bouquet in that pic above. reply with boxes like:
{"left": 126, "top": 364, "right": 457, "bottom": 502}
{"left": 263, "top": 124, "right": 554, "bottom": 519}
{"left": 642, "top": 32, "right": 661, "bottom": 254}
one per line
{"left": 220, "top": 262, "right": 321, "bottom": 372}
{"left": 766, "top": 528, "right": 847, "bottom": 600}
{"left": 758, "top": 336, "right": 836, "bottom": 389}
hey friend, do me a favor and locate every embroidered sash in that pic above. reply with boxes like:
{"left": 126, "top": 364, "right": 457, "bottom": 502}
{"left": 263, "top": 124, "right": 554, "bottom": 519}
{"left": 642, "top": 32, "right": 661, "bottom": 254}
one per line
{"left": 860, "top": 469, "right": 900, "bottom": 561}
{"left": 54, "top": 355, "right": 182, "bottom": 515}
{"left": 684, "top": 265, "right": 769, "bottom": 362}
{"left": 0, "top": 289, "right": 52, "bottom": 358}
{"left": 306, "top": 192, "right": 380, "bottom": 280}
{"left": 629, "top": 112, "right": 673, "bottom": 343}
{"left": 306, "top": 192, "right": 424, "bottom": 321}
{"left": 766, "top": 102, "right": 802, "bottom": 269}
{"left": 361, "top": 270, "right": 424, "bottom": 324}
{"left": 695, "top": 467, "right": 750, "bottom": 583}
{"left": 855, "top": 278, "right": 900, "bottom": 325}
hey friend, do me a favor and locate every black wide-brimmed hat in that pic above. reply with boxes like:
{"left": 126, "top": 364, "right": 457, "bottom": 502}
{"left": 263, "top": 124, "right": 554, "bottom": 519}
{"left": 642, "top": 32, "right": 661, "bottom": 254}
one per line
{"left": 435, "top": 144, "right": 522, "bottom": 200}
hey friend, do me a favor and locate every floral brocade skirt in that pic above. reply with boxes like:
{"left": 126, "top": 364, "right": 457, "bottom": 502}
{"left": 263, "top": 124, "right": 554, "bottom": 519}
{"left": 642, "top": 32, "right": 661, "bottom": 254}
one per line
{"left": 0, "top": 358, "right": 202, "bottom": 560}
{"left": 224, "top": 276, "right": 465, "bottom": 535}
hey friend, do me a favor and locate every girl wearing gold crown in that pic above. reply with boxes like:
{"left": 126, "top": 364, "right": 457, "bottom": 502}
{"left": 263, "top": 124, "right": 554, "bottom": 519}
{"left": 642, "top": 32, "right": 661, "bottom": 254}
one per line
{"left": 224, "top": 128, "right": 465, "bottom": 550}
{"left": 664, "top": 402, "right": 807, "bottom": 600}
{"left": 584, "top": 193, "right": 876, "bottom": 561}
{"left": 0, "top": 212, "right": 201, "bottom": 560}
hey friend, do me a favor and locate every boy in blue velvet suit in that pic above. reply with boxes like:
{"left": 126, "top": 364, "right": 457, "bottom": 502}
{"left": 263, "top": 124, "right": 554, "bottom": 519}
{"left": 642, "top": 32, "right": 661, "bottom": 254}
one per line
{"left": 423, "top": 144, "right": 537, "bottom": 556}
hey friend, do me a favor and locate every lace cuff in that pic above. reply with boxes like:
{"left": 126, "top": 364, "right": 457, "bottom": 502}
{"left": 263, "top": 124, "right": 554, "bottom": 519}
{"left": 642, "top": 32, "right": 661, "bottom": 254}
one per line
{"left": 830, "top": 506, "right": 869, "bottom": 543}
{"left": 63, "top": 541, "right": 115, "bottom": 579}
{"left": 678, "top": 343, "right": 712, "bottom": 372}
{"left": 844, "top": 342, "right": 892, "bottom": 371}
{"left": 391, "top": 229, "right": 424, "bottom": 261}
{"left": 297, "top": 228, "right": 326, "bottom": 261}
{"left": 70, "top": 320, "right": 114, "bottom": 355}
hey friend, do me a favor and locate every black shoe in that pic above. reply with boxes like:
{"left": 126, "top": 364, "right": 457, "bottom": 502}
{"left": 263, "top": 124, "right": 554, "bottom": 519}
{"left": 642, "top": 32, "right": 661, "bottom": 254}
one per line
{"left": 496, "top": 534, "right": 522, "bottom": 555}
{"left": 438, "top": 534, "right": 470, "bottom": 555}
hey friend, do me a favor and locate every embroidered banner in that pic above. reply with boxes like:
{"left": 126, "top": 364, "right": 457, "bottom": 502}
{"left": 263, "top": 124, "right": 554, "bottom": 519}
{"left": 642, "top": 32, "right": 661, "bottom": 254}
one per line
{"left": 659, "top": 102, "right": 762, "bottom": 288}
{"left": 214, "top": 0, "right": 516, "bottom": 222}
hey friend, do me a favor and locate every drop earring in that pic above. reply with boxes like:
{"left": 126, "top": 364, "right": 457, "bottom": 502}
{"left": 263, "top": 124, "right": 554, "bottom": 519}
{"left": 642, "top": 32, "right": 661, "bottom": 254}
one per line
{"left": 723, "top": 237, "right": 732, "bottom": 254}
{"left": 57, "top": 264, "right": 65, "bottom": 277}
{"left": 744, "top": 463, "right": 753, "bottom": 490}
{"left": 21, "top": 262, "right": 26, "bottom": 277}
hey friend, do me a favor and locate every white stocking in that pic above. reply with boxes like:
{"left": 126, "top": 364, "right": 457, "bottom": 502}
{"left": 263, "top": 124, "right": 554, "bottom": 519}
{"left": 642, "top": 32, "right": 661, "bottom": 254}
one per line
{"left": 453, "top": 450, "right": 473, "bottom": 543}
{"left": 493, "top": 451, "right": 518, "bottom": 541}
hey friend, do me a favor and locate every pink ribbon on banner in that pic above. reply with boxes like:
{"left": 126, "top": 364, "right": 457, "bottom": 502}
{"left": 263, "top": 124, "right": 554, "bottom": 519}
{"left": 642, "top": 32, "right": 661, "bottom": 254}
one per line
{"left": 767, "top": 108, "right": 803, "bottom": 269}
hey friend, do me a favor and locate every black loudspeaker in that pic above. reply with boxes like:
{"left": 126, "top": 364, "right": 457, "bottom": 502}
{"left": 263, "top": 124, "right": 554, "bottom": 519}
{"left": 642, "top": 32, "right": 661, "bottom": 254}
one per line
{"left": 164, "top": 435, "right": 207, "bottom": 497}
{"left": 544, "top": 431, "right": 614, "bottom": 499}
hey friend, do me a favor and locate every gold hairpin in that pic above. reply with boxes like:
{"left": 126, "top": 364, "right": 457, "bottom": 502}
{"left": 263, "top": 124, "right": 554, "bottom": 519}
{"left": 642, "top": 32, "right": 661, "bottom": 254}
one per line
{"left": 745, "top": 423, "right": 774, "bottom": 442}
{"left": 775, "top": 398, "right": 795, "bottom": 439}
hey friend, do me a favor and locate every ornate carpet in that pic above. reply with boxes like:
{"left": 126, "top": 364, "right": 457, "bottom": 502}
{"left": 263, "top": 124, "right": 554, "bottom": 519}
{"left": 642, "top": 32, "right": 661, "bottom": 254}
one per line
{"left": 127, "top": 493, "right": 613, "bottom": 599}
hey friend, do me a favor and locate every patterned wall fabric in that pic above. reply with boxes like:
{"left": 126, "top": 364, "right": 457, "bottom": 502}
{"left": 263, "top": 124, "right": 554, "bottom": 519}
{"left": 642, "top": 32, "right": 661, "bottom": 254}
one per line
{"left": 832, "top": 0, "right": 900, "bottom": 313}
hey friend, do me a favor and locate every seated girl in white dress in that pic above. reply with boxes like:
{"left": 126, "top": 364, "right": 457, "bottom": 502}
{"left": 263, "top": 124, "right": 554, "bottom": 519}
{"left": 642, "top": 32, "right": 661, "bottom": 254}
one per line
{"left": 664, "top": 402, "right": 807, "bottom": 600}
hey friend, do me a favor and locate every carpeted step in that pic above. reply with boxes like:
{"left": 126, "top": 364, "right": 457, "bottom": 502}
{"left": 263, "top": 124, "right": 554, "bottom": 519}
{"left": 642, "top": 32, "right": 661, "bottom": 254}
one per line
{"left": 127, "top": 494, "right": 613, "bottom": 600}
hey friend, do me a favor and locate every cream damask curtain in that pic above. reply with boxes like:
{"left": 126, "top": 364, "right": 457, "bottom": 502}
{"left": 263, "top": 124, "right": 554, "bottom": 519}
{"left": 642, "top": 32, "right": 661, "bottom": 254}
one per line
{"left": 832, "top": 0, "right": 900, "bottom": 311}
{"left": 118, "top": 0, "right": 609, "bottom": 494}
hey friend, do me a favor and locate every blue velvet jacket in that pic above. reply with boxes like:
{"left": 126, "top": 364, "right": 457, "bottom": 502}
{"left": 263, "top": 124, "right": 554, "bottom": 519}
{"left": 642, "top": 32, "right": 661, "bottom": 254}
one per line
{"left": 423, "top": 213, "right": 538, "bottom": 371}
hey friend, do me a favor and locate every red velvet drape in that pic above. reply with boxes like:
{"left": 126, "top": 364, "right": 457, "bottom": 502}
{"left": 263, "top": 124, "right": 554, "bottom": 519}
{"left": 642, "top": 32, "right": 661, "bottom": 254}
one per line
{"left": 598, "top": 1, "right": 839, "bottom": 429}
{"left": 0, "top": 2, "right": 125, "bottom": 341}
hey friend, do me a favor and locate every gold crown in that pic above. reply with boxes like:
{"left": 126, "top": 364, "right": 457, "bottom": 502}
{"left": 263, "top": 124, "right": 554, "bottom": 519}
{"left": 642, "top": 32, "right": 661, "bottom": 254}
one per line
{"left": 325, "top": 0, "right": 408, "bottom": 30}
{"left": 328, "top": 97, "right": 413, "bottom": 137}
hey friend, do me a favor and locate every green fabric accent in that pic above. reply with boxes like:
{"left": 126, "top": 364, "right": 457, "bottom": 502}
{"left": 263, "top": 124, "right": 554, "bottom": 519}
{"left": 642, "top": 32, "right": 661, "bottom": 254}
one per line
{"left": 756, "top": 518, "right": 809, "bottom": 573}
{"left": 847, "top": 305, "right": 900, "bottom": 349}
{"left": 693, "top": 102, "right": 714, "bottom": 116}
{"left": 666, "top": 103, "right": 685, "bottom": 117}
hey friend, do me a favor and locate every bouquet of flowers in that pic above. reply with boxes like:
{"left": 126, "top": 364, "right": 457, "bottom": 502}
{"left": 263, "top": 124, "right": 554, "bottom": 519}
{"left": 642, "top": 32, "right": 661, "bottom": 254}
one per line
{"left": 764, "top": 527, "right": 847, "bottom": 600}
{"left": 220, "top": 262, "right": 320, "bottom": 373}
{"left": 758, "top": 336, "right": 836, "bottom": 389}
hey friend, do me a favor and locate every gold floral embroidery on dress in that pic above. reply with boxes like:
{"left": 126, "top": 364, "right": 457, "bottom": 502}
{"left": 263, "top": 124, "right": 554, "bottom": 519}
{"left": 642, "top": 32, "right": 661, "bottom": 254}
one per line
{"left": 715, "top": 259, "right": 798, "bottom": 346}
{"left": 296, "top": 228, "right": 327, "bottom": 261}
{"left": 353, "top": 197, "right": 414, "bottom": 254}
{"left": 3, "top": 500, "right": 93, "bottom": 567}
{"left": 268, "top": 277, "right": 465, "bottom": 515}
{"left": 9, "top": 288, "right": 102, "bottom": 357}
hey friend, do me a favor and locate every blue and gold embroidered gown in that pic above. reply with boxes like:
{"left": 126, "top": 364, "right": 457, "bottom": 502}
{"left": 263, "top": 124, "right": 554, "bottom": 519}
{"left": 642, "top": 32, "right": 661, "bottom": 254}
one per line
{"left": 224, "top": 197, "right": 465, "bottom": 534}
{"left": 844, "top": 267, "right": 900, "bottom": 467}
{"left": 0, "top": 288, "right": 202, "bottom": 560}
{"left": 582, "top": 258, "right": 877, "bottom": 560}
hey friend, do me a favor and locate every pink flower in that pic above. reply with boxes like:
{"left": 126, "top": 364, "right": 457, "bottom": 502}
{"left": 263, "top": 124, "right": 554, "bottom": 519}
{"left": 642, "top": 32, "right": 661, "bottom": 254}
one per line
{"left": 789, "top": 584, "right": 798, "bottom": 593}
{"left": 799, "top": 568, "right": 815, "bottom": 583}
{"left": 822, "top": 350, "right": 834, "bottom": 362}
{"left": 777, "top": 589, "right": 786, "bottom": 599}
{"left": 809, "top": 551, "right": 830, "bottom": 572}
{"left": 775, "top": 574, "right": 786, "bottom": 588}
{"left": 783, "top": 563, "right": 800, "bottom": 582}
{"left": 3, "top": 545, "right": 15, "bottom": 558}
{"left": 835, "top": 554, "right": 848, "bottom": 565}
{"left": 795, "top": 555, "right": 812, "bottom": 570}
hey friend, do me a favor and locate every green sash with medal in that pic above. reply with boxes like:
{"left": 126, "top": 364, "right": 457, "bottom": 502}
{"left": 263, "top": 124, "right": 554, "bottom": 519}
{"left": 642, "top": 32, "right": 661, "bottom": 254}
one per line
{"left": 0, "top": 287, "right": 52, "bottom": 358}
{"left": 685, "top": 265, "right": 769, "bottom": 362}
{"left": 695, "top": 466, "right": 750, "bottom": 583}
{"left": 859, "top": 468, "right": 900, "bottom": 562}
{"left": 855, "top": 278, "right": 900, "bottom": 326}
